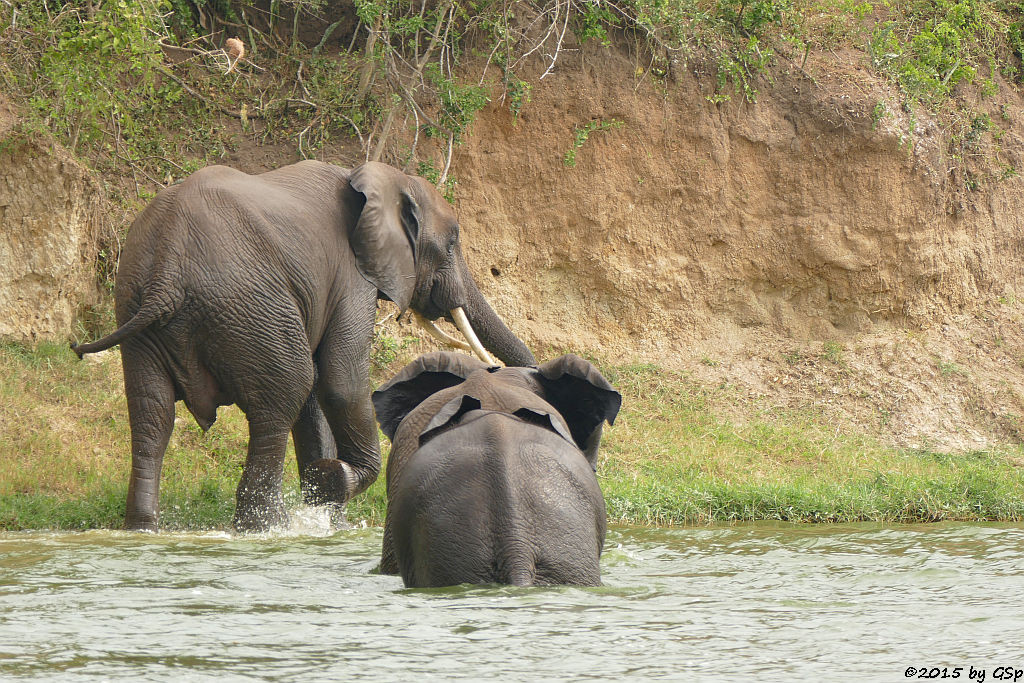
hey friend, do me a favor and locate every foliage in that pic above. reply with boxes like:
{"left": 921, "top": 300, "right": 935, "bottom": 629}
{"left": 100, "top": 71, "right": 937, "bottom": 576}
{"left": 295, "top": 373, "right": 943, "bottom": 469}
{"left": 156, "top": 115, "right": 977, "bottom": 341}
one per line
{"left": 3, "top": 0, "right": 1024, "bottom": 296}
{"left": 289, "top": 52, "right": 366, "bottom": 156}
{"left": 423, "top": 63, "right": 489, "bottom": 143}
{"left": 504, "top": 74, "right": 532, "bottom": 123}
{"left": 44, "top": 3, "right": 164, "bottom": 141}
{"left": 3, "top": 2, "right": 167, "bottom": 153}
{"left": 576, "top": 0, "right": 620, "bottom": 46}
{"left": 868, "top": 0, "right": 1014, "bottom": 105}
{"left": 415, "top": 159, "right": 457, "bottom": 203}
{"left": 871, "top": 99, "right": 890, "bottom": 128}
{"left": 5, "top": 0, "right": 1021, "bottom": 203}
{"left": 370, "top": 326, "right": 416, "bottom": 374}
{"left": 605, "top": 0, "right": 798, "bottom": 102}
{"left": 564, "top": 118, "right": 624, "bottom": 167}
{"left": 0, "top": 1, "right": 240, "bottom": 203}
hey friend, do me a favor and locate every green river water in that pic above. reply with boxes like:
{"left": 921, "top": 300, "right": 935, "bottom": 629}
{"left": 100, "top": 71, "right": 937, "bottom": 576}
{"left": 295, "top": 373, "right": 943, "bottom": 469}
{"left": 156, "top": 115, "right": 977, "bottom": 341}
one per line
{"left": 1, "top": 519, "right": 1023, "bottom": 681}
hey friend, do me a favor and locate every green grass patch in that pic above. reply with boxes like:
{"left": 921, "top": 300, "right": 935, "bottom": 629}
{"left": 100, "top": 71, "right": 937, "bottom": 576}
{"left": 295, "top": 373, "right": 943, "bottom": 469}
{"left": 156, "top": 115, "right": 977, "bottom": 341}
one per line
{"left": 0, "top": 339, "right": 265, "bottom": 530}
{"left": 596, "top": 363, "right": 1024, "bottom": 525}
{"left": 2, "top": 341, "right": 1023, "bottom": 531}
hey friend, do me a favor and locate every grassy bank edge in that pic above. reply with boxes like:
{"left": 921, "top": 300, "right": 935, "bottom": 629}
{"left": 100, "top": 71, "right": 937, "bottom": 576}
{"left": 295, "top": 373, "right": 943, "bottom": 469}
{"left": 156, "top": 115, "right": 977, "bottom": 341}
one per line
{"left": 2, "top": 340, "right": 1023, "bottom": 531}
{"left": 3, "top": 469, "right": 1023, "bottom": 532}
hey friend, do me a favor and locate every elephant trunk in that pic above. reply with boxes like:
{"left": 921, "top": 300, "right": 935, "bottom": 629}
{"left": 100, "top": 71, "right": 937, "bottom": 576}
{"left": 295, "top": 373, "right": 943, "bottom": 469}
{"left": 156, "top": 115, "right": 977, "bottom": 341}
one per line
{"left": 455, "top": 261, "right": 536, "bottom": 367}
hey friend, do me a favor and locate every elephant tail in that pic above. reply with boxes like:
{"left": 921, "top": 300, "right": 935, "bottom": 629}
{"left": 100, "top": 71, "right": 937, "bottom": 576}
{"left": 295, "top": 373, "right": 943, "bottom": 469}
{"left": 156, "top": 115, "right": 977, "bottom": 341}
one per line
{"left": 497, "top": 541, "right": 537, "bottom": 587}
{"left": 504, "top": 566, "right": 536, "bottom": 587}
{"left": 71, "top": 294, "right": 175, "bottom": 358}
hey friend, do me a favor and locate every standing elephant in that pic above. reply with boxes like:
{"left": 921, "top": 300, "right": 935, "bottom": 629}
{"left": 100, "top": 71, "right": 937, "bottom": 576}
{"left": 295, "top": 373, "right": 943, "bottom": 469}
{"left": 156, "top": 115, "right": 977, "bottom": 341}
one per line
{"left": 371, "top": 351, "right": 621, "bottom": 587}
{"left": 72, "top": 160, "right": 535, "bottom": 532}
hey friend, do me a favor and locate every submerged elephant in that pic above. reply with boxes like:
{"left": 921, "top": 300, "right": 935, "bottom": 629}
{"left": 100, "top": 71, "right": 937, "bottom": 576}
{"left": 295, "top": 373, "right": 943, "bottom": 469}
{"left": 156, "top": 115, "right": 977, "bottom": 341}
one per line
{"left": 72, "top": 160, "right": 535, "bottom": 532}
{"left": 371, "top": 351, "right": 621, "bottom": 587}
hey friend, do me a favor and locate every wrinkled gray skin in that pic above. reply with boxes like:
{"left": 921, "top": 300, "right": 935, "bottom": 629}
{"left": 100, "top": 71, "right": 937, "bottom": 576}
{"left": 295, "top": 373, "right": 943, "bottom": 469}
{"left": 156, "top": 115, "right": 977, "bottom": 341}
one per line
{"left": 372, "top": 351, "right": 621, "bottom": 588}
{"left": 72, "top": 161, "right": 535, "bottom": 532}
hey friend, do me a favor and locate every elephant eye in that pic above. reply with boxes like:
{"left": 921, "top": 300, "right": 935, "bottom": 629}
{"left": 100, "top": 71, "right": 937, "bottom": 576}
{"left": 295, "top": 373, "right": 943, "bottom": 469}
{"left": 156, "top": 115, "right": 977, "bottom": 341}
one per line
{"left": 447, "top": 235, "right": 457, "bottom": 254}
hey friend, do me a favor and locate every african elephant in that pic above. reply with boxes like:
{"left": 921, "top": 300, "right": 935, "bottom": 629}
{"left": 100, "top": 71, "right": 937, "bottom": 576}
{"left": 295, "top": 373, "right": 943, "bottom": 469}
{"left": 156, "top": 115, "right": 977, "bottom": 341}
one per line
{"left": 71, "top": 160, "right": 535, "bottom": 532}
{"left": 371, "top": 351, "right": 621, "bottom": 587}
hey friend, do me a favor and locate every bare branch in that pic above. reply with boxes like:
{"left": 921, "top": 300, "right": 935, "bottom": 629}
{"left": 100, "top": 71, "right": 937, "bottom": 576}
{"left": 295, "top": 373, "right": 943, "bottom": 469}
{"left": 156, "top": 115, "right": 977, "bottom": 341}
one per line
{"left": 438, "top": 133, "right": 454, "bottom": 186}
{"left": 158, "top": 67, "right": 259, "bottom": 119}
{"left": 356, "top": 15, "right": 384, "bottom": 102}
{"left": 540, "top": 0, "right": 571, "bottom": 80}
{"left": 514, "top": 0, "right": 563, "bottom": 67}
{"left": 406, "top": 106, "right": 421, "bottom": 172}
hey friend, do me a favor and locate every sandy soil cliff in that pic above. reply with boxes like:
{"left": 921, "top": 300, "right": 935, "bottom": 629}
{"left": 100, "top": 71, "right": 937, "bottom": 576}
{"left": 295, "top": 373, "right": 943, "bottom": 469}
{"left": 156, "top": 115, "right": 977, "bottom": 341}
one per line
{"left": 0, "top": 95, "right": 104, "bottom": 342}
{"left": 445, "top": 46, "right": 1024, "bottom": 451}
{"left": 3, "top": 43, "right": 1023, "bottom": 453}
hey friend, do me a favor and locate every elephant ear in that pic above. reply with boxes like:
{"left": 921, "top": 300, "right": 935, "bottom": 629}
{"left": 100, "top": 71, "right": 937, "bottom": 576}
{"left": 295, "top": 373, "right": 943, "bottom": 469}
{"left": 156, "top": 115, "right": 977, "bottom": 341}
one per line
{"left": 535, "top": 354, "right": 622, "bottom": 469}
{"left": 511, "top": 407, "right": 575, "bottom": 446}
{"left": 372, "top": 351, "right": 491, "bottom": 441}
{"left": 419, "top": 394, "right": 482, "bottom": 446}
{"left": 349, "top": 161, "right": 420, "bottom": 311}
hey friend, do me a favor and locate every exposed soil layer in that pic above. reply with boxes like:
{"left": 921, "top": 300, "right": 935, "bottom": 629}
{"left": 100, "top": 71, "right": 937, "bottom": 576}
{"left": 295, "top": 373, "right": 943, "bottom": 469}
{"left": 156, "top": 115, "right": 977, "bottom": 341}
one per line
{"left": 0, "top": 94, "right": 106, "bottom": 342}
{"left": 4, "top": 39, "right": 1023, "bottom": 453}
{"left": 440, "top": 45, "right": 1024, "bottom": 451}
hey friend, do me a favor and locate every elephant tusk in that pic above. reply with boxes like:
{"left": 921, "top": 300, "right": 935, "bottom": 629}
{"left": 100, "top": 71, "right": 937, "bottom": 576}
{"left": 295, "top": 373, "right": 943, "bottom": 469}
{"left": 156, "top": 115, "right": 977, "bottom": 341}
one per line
{"left": 450, "top": 307, "right": 497, "bottom": 365}
{"left": 413, "top": 312, "right": 473, "bottom": 352}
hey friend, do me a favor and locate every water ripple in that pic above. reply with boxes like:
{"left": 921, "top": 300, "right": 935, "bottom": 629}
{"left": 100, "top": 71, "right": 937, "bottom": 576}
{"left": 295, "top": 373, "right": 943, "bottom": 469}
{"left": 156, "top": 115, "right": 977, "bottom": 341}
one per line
{"left": 2, "top": 522, "right": 1023, "bottom": 679}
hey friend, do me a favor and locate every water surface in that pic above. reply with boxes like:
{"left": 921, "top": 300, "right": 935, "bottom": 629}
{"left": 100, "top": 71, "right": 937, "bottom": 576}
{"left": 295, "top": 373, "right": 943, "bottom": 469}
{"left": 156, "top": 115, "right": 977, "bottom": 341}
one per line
{"left": 2, "top": 521, "right": 1022, "bottom": 680}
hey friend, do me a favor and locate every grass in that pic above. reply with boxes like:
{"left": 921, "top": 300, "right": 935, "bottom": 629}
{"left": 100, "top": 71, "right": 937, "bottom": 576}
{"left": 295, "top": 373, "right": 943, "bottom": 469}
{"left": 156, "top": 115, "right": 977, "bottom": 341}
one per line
{"left": 1, "top": 341, "right": 1022, "bottom": 531}
{"left": 0, "top": 340, "right": 249, "bottom": 529}
{"left": 0, "top": 338, "right": 392, "bottom": 531}
{"left": 598, "top": 363, "right": 1024, "bottom": 525}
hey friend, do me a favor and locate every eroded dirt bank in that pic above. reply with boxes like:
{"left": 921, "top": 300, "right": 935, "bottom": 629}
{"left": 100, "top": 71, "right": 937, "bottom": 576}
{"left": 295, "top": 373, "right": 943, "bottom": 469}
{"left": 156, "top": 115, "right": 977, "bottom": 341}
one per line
{"left": 0, "top": 94, "right": 105, "bottom": 342}
{"left": 441, "top": 46, "right": 1024, "bottom": 451}
{"left": 3, "top": 39, "right": 1022, "bottom": 453}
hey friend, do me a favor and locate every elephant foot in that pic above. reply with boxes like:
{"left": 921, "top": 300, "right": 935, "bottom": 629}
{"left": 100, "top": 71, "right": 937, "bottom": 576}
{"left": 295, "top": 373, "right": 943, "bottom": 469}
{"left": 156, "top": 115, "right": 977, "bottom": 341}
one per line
{"left": 233, "top": 496, "right": 289, "bottom": 533}
{"left": 300, "top": 458, "right": 355, "bottom": 507}
{"left": 125, "top": 513, "right": 159, "bottom": 533}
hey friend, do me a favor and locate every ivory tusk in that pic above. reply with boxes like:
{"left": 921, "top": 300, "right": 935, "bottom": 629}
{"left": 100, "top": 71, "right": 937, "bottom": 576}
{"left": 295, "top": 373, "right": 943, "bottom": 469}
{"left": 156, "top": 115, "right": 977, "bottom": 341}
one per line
{"left": 413, "top": 312, "right": 472, "bottom": 352}
{"left": 450, "top": 307, "right": 496, "bottom": 365}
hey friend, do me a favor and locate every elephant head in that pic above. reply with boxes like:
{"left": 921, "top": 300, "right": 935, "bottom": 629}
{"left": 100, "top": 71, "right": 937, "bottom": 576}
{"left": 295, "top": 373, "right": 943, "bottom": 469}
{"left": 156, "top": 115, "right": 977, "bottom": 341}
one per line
{"left": 372, "top": 351, "right": 621, "bottom": 580}
{"left": 372, "top": 351, "right": 621, "bottom": 470}
{"left": 348, "top": 162, "right": 534, "bottom": 367}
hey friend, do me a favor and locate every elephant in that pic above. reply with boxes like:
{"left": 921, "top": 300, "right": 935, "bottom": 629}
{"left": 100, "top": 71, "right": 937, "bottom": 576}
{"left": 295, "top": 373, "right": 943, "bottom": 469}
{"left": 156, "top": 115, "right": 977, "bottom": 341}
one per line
{"left": 71, "top": 160, "right": 536, "bottom": 532}
{"left": 371, "top": 351, "right": 621, "bottom": 588}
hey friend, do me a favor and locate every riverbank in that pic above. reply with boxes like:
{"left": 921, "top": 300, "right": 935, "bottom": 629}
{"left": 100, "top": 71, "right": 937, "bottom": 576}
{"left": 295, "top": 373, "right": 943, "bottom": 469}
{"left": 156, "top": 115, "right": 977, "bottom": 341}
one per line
{"left": 2, "top": 339, "right": 1022, "bottom": 531}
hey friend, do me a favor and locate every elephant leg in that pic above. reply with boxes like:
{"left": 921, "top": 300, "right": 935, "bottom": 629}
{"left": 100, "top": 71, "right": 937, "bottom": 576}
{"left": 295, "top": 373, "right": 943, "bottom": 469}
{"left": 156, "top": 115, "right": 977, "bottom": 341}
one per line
{"left": 378, "top": 519, "right": 399, "bottom": 574}
{"left": 122, "top": 344, "right": 176, "bottom": 532}
{"left": 233, "top": 420, "right": 291, "bottom": 532}
{"left": 231, "top": 349, "right": 312, "bottom": 532}
{"left": 302, "top": 291, "right": 381, "bottom": 506}
{"left": 292, "top": 391, "right": 338, "bottom": 506}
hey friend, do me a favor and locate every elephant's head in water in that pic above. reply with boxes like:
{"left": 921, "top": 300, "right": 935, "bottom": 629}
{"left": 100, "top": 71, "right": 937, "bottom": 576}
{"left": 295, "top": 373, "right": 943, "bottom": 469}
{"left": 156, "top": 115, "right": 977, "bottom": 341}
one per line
{"left": 72, "top": 160, "right": 535, "bottom": 532}
{"left": 372, "top": 351, "right": 621, "bottom": 587}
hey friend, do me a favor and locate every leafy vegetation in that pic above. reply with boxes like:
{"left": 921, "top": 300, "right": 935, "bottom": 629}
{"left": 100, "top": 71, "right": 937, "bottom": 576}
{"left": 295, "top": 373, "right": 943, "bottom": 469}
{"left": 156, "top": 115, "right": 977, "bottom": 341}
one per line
{"left": 867, "top": 0, "right": 1012, "bottom": 105}
{"left": 564, "top": 118, "right": 623, "bottom": 167}
{"left": 3, "top": 0, "right": 1022, "bottom": 228}
{"left": 1, "top": 1, "right": 232, "bottom": 192}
